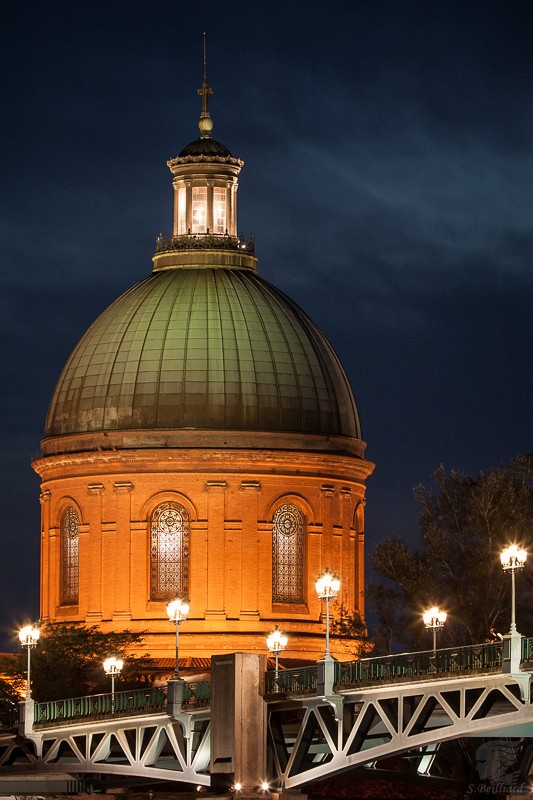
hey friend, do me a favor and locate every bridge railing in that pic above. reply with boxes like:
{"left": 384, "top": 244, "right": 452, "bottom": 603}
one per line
{"left": 264, "top": 641, "right": 505, "bottom": 696}
{"left": 34, "top": 686, "right": 168, "bottom": 725}
{"left": 183, "top": 680, "right": 211, "bottom": 706}
{"left": 33, "top": 679, "right": 212, "bottom": 725}
{"left": 521, "top": 637, "right": 533, "bottom": 662}
{"left": 264, "top": 664, "right": 318, "bottom": 695}
{"left": 335, "top": 642, "right": 503, "bottom": 689}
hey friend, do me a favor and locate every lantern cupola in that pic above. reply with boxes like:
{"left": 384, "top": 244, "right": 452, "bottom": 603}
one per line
{"left": 154, "top": 40, "right": 255, "bottom": 273}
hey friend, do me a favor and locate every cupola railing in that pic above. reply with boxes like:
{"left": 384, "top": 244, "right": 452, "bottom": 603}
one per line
{"left": 156, "top": 232, "right": 254, "bottom": 255}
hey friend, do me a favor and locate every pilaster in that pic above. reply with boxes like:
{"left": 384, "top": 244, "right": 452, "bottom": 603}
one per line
{"left": 205, "top": 480, "right": 227, "bottom": 619}
{"left": 113, "top": 481, "right": 133, "bottom": 621}
{"left": 239, "top": 481, "right": 261, "bottom": 618}
{"left": 355, "top": 498, "right": 366, "bottom": 614}
{"left": 39, "top": 490, "right": 51, "bottom": 621}
{"left": 86, "top": 483, "right": 104, "bottom": 622}
{"left": 340, "top": 487, "right": 353, "bottom": 609}
{"left": 320, "top": 484, "right": 335, "bottom": 568}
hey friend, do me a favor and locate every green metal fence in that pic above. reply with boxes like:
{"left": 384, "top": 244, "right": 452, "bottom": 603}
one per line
{"left": 264, "top": 664, "right": 318, "bottom": 695}
{"left": 521, "top": 637, "right": 533, "bottom": 661}
{"left": 334, "top": 642, "right": 503, "bottom": 690}
{"left": 33, "top": 680, "right": 212, "bottom": 725}
{"left": 265, "top": 641, "right": 506, "bottom": 696}
{"left": 34, "top": 686, "right": 167, "bottom": 724}
{"left": 182, "top": 680, "right": 211, "bottom": 705}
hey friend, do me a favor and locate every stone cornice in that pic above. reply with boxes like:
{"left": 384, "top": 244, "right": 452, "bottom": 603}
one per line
{"left": 33, "top": 446, "right": 374, "bottom": 487}
{"left": 39, "top": 428, "right": 368, "bottom": 460}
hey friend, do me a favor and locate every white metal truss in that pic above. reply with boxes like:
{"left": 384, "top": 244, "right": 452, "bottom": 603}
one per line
{"left": 3, "top": 670, "right": 532, "bottom": 791}
{"left": 16, "top": 709, "right": 211, "bottom": 786}
{"left": 268, "top": 672, "right": 533, "bottom": 790}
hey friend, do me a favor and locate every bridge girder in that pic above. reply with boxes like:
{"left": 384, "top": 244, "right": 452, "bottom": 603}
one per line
{"left": 268, "top": 672, "right": 533, "bottom": 789}
{"left": 5, "top": 710, "right": 211, "bottom": 787}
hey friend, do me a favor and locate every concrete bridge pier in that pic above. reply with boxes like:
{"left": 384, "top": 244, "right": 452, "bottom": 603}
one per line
{"left": 210, "top": 653, "right": 268, "bottom": 797}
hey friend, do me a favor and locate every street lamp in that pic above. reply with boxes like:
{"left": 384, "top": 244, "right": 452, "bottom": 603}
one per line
{"left": 266, "top": 625, "right": 288, "bottom": 687}
{"left": 315, "top": 568, "right": 340, "bottom": 659}
{"left": 166, "top": 596, "right": 190, "bottom": 679}
{"left": 500, "top": 545, "right": 527, "bottom": 635}
{"left": 423, "top": 607, "right": 446, "bottom": 656}
{"left": 18, "top": 624, "right": 40, "bottom": 698}
{"left": 103, "top": 656, "right": 123, "bottom": 713}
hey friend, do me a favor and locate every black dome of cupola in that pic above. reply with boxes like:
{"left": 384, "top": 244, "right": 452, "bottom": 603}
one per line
{"left": 179, "top": 138, "right": 232, "bottom": 158}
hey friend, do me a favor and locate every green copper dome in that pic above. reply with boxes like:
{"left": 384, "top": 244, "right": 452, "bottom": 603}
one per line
{"left": 44, "top": 268, "right": 361, "bottom": 441}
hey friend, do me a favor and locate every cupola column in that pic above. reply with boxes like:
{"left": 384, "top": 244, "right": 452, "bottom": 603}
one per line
{"left": 206, "top": 180, "right": 214, "bottom": 232}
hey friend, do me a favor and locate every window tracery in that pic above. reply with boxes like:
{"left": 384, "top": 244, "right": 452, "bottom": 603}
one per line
{"left": 150, "top": 501, "right": 190, "bottom": 600}
{"left": 272, "top": 504, "right": 304, "bottom": 603}
{"left": 60, "top": 506, "right": 79, "bottom": 605}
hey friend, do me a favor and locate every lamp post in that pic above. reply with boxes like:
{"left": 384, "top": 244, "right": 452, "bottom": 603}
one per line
{"left": 423, "top": 607, "right": 446, "bottom": 656}
{"left": 103, "top": 656, "right": 123, "bottom": 713}
{"left": 500, "top": 545, "right": 527, "bottom": 635}
{"left": 18, "top": 624, "right": 40, "bottom": 698}
{"left": 266, "top": 625, "right": 288, "bottom": 688}
{"left": 315, "top": 568, "right": 340, "bottom": 659}
{"left": 166, "top": 597, "right": 190, "bottom": 680}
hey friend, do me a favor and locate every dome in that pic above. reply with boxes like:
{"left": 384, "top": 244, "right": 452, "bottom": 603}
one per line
{"left": 44, "top": 267, "right": 361, "bottom": 442}
{"left": 179, "top": 138, "right": 232, "bottom": 158}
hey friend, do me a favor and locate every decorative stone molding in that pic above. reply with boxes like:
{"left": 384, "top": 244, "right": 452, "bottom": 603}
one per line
{"left": 113, "top": 481, "right": 134, "bottom": 494}
{"left": 340, "top": 487, "right": 352, "bottom": 499}
{"left": 39, "top": 490, "right": 51, "bottom": 504}
{"left": 320, "top": 484, "right": 335, "bottom": 497}
{"left": 239, "top": 480, "right": 261, "bottom": 492}
{"left": 205, "top": 480, "right": 228, "bottom": 492}
{"left": 87, "top": 483, "right": 105, "bottom": 495}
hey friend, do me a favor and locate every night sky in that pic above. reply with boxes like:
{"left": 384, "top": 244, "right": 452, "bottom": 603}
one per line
{"left": 1, "top": 1, "right": 532, "bottom": 650}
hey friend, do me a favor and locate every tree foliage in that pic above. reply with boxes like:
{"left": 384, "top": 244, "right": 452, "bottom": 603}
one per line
{"left": 0, "top": 623, "right": 154, "bottom": 701}
{"left": 0, "top": 677, "right": 20, "bottom": 730}
{"left": 367, "top": 456, "right": 533, "bottom": 653}
{"left": 330, "top": 604, "right": 374, "bottom": 658}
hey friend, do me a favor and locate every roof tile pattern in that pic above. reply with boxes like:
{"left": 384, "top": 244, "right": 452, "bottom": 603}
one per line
{"left": 45, "top": 269, "right": 361, "bottom": 439}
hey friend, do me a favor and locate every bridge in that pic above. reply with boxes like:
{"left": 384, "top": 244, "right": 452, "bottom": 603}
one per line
{"left": 1, "top": 634, "right": 532, "bottom": 796}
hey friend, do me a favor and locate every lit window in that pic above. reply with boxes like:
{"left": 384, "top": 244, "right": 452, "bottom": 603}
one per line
{"left": 272, "top": 504, "right": 304, "bottom": 603}
{"left": 213, "top": 187, "right": 226, "bottom": 234}
{"left": 60, "top": 506, "right": 79, "bottom": 605}
{"left": 150, "top": 502, "right": 190, "bottom": 600}
{"left": 178, "top": 187, "right": 186, "bottom": 234}
{"left": 191, "top": 187, "right": 207, "bottom": 233}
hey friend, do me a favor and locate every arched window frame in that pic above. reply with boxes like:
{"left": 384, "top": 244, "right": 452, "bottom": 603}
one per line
{"left": 60, "top": 505, "right": 80, "bottom": 605}
{"left": 149, "top": 501, "right": 190, "bottom": 601}
{"left": 272, "top": 503, "right": 305, "bottom": 603}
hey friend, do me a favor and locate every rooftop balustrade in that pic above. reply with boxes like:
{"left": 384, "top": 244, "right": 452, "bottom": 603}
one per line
{"left": 155, "top": 232, "right": 255, "bottom": 254}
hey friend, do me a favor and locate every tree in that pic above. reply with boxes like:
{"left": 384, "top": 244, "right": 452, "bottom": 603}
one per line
{"left": 367, "top": 456, "right": 533, "bottom": 653}
{"left": 330, "top": 604, "right": 374, "bottom": 658}
{"left": 0, "top": 623, "right": 154, "bottom": 701}
{"left": 0, "top": 677, "right": 20, "bottom": 730}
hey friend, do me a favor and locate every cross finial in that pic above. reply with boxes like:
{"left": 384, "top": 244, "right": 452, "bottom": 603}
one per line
{"left": 197, "top": 32, "right": 214, "bottom": 138}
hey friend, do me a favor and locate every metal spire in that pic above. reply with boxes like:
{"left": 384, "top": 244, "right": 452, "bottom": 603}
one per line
{"left": 197, "top": 32, "right": 214, "bottom": 138}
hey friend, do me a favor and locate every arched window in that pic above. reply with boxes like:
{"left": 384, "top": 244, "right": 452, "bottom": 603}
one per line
{"left": 272, "top": 504, "right": 304, "bottom": 603}
{"left": 60, "top": 506, "right": 79, "bottom": 605}
{"left": 150, "top": 502, "right": 190, "bottom": 600}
